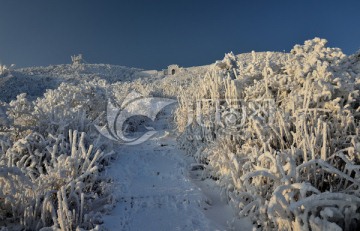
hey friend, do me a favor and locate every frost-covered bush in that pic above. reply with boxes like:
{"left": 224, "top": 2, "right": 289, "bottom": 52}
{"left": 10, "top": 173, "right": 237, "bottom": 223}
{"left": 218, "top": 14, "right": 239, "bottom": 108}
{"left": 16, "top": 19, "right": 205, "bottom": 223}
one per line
{"left": 0, "top": 130, "right": 114, "bottom": 230}
{"left": 0, "top": 64, "right": 14, "bottom": 77}
{"left": 110, "top": 72, "right": 196, "bottom": 103}
{"left": 34, "top": 80, "right": 109, "bottom": 136}
{"left": 7, "top": 93, "right": 36, "bottom": 127}
{"left": 111, "top": 79, "right": 153, "bottom": 104}
{"left": 1, "top": 78, "right": 116, "bottom": 230}
{"left": 6, "top": 79, "right": 109, "bottom": 139}
{"left": 176, "top": 38, "right": 360, "bottom": 230}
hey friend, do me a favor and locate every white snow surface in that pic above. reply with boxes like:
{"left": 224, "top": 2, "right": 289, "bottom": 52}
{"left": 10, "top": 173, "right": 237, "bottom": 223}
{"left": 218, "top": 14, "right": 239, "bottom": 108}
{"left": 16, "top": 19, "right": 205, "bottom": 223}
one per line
{"left": 102, "top": 129, "right": 252, "bottom": 231}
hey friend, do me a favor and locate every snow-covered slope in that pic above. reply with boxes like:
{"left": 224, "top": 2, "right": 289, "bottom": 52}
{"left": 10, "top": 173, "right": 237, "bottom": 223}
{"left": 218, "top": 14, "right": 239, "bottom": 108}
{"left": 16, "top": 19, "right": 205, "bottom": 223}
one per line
{"left": 0, "top": 52, "right": 287, "bottom": 102}
{"left": 0, "top": 64, "right": 143, "bottom": 102}
{"left": 0, "top": 50, "right": 305, "bottom": 231}
{"left": 175, "top": 38, "right": 360, "bottom": 230}
{"left": 1, "top": 38, "right": 359, "bottom": 231}
{"left": 0, "top": 53, "right": 285, "bottom": 230}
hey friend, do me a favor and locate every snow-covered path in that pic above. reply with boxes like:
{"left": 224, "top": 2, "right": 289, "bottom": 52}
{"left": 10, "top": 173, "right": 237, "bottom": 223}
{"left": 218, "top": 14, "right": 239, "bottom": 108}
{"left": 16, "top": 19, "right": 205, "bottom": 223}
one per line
{"left": 101, "top": 130, "right": 252, "bottom": 231}
{"left": 101, "top": 132, "right": 209, "bottom": 230}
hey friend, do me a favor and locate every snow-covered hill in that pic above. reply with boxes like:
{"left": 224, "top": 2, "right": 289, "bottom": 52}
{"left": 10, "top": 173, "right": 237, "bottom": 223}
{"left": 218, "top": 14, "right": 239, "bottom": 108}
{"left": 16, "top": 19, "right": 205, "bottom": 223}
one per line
{"left": 0, "top": 53, "right": 287, "bottom": 231}
{"left": 1, "top": 38, "right": 360, "bottom": 231}
{"left": 0, "top": 52, "right": 287, "bottom": 102}
{"left": 0, "top": 64, "right": 142, "bottom": 102}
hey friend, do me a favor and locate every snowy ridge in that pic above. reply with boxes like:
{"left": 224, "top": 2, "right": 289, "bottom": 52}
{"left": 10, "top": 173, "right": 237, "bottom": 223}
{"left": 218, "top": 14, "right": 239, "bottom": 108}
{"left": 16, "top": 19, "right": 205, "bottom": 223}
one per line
{"left": 0, "top": 52, "right": 285, "bottom": 102}
{"left": 0, "top": 64, "right": 143, "bottom": 102}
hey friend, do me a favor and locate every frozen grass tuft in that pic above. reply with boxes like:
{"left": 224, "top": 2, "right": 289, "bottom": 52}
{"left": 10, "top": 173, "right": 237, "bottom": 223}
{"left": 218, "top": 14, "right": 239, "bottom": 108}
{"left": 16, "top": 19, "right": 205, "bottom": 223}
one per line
{"left": 0, "top": 130, "right": 114, "bottom": 230}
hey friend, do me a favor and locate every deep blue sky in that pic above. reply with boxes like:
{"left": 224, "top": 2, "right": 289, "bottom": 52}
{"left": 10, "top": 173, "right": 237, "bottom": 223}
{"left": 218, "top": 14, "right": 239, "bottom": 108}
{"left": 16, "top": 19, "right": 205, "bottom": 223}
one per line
{"left": 0, "top": 0, "right": 360, "bottom": 70}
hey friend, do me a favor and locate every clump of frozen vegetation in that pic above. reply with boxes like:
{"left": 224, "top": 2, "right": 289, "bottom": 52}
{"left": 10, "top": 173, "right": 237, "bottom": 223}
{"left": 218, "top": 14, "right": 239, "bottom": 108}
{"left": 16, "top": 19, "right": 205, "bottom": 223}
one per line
{"left": 0, "top": 79, "right": 115, "bottom": 230}
{"left": 71, "top": 54, "right": 84, "bottom": 66}
{"left": 6, "top": 79, "right": 110, "bottom": 139}
{"left": 176, "top": 38, "right": 360, "bottom": 230}
{"left": 0, "top": 64, "right": 14, "bottom": 77}
{"left": 0, "top": 130, "right": 114, "bottom": 230}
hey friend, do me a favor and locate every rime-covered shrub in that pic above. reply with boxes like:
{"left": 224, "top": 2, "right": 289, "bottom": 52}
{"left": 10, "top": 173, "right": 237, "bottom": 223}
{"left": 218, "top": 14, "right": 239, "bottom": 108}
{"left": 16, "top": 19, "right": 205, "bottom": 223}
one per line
{"left": 7, "top": 93, "right": 36, "bottom": 128}
{"left": 0, "top": 130, "right": 114, "bottom": 230}
{"left": 1, "top": 78, "right": 115, "bottom": 230}
{"left": 110, "top": 71, "right": 196, "bottom": 103}
{"left": 111, "top": 79, "right": 153, "bottom": 104}
{"left": 0, "top": 64, "right": 14, "bottom": 77}
{"left": 176, "top": 38, "right": 360, "bottom": 230}
{"left": 34, "top": 80, "right": 109, "bottom": 136}
{"left": 6, "top": 80, "right": 109, "bottom": 139}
